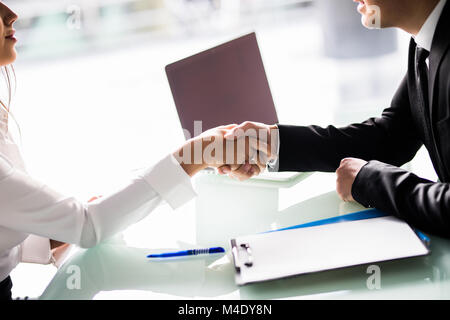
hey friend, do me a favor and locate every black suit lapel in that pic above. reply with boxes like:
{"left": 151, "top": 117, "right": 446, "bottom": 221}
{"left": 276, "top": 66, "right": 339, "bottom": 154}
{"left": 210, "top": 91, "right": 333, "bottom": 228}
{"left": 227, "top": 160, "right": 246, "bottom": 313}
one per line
{"left": 429, "top": 0, "right": 450, "bottom": 123}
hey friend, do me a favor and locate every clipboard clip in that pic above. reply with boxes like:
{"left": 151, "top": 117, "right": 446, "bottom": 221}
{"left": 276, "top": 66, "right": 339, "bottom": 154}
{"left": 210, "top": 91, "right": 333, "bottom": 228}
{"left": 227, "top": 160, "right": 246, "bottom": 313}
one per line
{"left": 231, "top": 240, "right": 253, "bottom": 273}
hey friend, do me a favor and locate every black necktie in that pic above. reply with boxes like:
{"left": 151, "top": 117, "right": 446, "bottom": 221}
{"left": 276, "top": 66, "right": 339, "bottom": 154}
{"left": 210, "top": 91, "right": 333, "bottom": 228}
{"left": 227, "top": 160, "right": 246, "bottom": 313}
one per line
{"left": 415, "top": 47, "right": 430, "bottom": 112}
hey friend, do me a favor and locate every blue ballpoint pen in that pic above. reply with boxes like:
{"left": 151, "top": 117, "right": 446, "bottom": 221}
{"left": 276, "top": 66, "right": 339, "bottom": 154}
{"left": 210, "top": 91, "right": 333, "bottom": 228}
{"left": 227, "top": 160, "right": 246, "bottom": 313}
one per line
{"left": 146, "top": 247, "right": 225, "bottom": 259}
{"left": 414, "top": 229, "right": 431, "bottom": 247}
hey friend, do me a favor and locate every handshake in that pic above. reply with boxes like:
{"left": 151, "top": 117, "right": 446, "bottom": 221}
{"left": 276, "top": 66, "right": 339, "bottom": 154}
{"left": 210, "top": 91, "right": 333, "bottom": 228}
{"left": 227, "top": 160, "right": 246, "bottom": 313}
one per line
{"left": 173, "top": 120, "right": 369, "bottom": 203}
{"left": 173, "top": 121, "right": 279, "bottom": 181}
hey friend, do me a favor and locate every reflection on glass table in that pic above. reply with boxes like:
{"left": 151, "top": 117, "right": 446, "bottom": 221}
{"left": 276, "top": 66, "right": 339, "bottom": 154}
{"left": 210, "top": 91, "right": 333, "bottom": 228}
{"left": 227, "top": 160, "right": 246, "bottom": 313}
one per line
{"left": 40, "top": 172, "right": 450, "bottom": 300}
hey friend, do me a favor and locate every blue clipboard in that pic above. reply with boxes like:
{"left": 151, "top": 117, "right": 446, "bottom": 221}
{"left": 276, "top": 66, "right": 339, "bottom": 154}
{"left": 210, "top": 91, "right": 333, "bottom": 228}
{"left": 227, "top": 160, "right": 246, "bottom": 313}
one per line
{"left": 266, "top": 208, "right": 430, "bottom": 246}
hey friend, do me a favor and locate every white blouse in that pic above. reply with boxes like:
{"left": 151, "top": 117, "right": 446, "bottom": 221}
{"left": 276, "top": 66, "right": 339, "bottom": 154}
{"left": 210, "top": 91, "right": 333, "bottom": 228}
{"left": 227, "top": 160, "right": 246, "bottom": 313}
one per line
{"left": 0, "top": 119, "right": 196, "bottom": 282}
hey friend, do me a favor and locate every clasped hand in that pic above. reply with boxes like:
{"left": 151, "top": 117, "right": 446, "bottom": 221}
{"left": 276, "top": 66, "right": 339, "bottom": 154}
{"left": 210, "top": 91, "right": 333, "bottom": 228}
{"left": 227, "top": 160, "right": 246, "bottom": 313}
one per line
{"left": 173, "top": 122, "right": 278, "bottom": 180}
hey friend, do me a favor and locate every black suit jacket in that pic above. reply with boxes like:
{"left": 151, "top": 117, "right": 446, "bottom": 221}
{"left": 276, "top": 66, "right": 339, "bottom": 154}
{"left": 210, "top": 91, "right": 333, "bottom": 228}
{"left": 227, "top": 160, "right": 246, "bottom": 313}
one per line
{"left": 277, "top": 1, "right": 450, "bottom": 237}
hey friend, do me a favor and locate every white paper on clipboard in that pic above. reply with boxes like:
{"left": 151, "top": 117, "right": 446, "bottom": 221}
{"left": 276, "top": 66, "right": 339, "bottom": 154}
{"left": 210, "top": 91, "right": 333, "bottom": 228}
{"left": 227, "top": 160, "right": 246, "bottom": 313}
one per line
{"left": 230, "top": 216, "right": 429, "bottom": 285}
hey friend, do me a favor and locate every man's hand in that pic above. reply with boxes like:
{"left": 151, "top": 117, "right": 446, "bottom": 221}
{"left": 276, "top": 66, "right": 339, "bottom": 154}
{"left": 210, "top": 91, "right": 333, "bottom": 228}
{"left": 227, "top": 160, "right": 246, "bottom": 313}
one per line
{"left": 336, "top": 158, "right": 368, "bottom": 202}
{"left": 218, "top": 121, "right": 278, "bottom": 181}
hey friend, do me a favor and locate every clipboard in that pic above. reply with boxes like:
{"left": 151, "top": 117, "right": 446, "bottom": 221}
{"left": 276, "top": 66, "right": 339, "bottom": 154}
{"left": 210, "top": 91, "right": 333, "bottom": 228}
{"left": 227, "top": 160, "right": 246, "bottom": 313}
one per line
{"left": 230, "top": 210, "right": 430, "bottom": 285}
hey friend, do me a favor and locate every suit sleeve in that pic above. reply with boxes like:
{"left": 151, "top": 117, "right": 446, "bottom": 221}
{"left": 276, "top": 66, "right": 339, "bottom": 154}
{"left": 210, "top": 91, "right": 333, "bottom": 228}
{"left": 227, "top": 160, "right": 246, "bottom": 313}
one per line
{"left": 352, "top": 160, "right": 450, "bottom": 237}
{"left": 277, "top": 76, "right": 423, "bottom": 172}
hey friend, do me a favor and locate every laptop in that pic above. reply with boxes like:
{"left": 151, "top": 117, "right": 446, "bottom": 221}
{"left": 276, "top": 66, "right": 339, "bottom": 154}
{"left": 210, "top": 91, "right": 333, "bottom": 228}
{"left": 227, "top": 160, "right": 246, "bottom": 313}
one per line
{"left": 165, "top": 32, "right": 305, "bottom": 183}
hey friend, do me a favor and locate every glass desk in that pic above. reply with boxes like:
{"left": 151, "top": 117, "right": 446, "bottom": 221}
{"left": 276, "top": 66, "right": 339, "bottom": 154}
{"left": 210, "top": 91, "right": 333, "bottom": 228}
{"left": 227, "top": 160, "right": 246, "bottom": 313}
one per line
{"left": 39, "top": 172, "right": 450, "bottom": 300}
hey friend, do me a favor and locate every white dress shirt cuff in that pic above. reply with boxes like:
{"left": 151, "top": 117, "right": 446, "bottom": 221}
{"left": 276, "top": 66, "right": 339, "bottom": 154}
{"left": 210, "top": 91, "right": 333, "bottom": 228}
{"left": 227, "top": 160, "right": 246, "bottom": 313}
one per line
{"left": 20, "top": 234, "right": 52, "bottom": 265}
{"left": 267, "top": 125, "right": 280, "bottom": 172}
{"left": 140, "top": 154, "right": 197, "bottom": 209}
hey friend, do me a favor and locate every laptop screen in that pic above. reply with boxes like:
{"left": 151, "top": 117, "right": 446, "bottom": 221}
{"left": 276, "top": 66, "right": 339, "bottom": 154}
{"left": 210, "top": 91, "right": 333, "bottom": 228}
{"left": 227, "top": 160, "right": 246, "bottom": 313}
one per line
{"left": 166, "top": 33, "right": 278, "bottom": 139}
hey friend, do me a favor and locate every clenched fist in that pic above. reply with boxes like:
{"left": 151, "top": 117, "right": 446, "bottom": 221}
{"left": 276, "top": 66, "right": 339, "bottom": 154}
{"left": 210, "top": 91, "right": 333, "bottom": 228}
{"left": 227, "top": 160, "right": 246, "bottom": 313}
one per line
{"left": 336, "top": 158, "right": 368, "bottom": 202}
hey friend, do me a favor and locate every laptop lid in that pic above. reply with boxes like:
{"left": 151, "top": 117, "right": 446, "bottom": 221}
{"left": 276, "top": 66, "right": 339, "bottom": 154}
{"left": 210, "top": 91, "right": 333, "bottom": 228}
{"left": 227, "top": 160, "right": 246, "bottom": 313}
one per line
{"left": 165, "top": 32, "right": 278, "bottom": 139}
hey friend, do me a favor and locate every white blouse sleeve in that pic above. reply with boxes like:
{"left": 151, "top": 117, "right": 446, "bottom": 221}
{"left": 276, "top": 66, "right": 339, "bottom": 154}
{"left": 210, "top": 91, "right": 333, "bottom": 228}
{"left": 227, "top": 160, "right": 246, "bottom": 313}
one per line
{"left": 20, "top": 234, "right": 52, "bottom": 264}
{"left": 0, "top": 153, "right": 196, "bottom": 248}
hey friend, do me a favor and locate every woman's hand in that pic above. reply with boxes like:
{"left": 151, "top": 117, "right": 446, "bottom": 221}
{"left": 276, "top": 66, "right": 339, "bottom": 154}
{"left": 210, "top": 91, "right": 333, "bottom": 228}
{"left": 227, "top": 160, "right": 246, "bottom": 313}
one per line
{"left": 49, "top": 239, "right": 71, "bottom": 267}
{"left": 48, "top": 195, "right": 100, "bottom": 267}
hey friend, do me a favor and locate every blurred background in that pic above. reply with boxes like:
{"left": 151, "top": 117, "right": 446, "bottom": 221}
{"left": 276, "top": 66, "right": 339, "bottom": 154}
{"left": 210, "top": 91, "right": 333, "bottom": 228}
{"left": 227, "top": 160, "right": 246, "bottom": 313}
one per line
{"left": 6, "top": 0, "right": 437, "bottom": 297}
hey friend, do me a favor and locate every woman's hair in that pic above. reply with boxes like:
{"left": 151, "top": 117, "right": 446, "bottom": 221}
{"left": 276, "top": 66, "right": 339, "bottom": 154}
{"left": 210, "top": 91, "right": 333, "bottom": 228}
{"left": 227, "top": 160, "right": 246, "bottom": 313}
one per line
{"left": 0, "top": 64, "right": 21, "bottom": 142}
